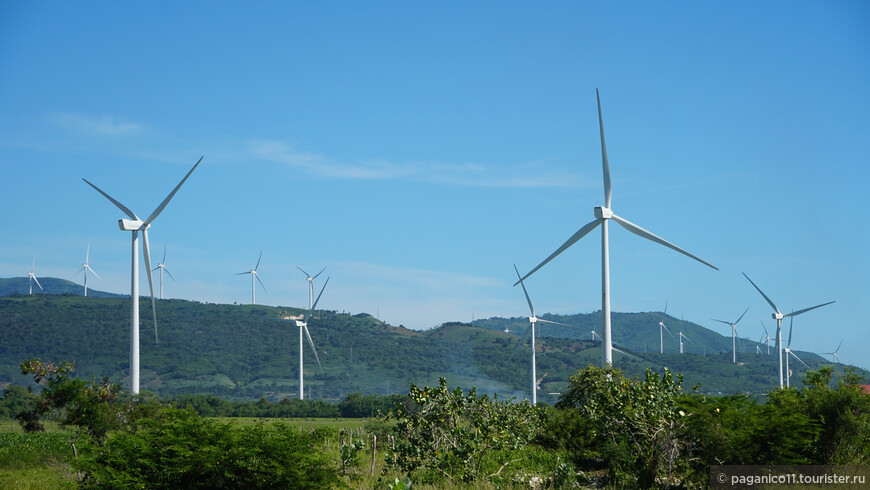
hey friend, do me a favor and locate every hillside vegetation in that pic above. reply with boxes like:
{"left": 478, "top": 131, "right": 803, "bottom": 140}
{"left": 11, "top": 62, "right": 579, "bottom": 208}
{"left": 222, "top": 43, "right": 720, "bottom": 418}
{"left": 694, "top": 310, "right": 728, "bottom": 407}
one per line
{"left": 1, "top": 286, "right": 863, "bottom": 401}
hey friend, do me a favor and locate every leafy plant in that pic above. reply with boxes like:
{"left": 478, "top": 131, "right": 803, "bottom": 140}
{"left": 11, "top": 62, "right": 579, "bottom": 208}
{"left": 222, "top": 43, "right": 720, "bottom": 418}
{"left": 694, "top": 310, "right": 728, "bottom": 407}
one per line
{"left": 385, "top": 377, "right": 542, "bottom": 483}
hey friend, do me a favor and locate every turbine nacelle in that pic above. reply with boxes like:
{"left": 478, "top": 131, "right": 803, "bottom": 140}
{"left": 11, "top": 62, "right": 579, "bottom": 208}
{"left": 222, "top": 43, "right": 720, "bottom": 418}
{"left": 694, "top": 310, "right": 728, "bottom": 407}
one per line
{"left": 594, "top": 206, "right": 613, "bottom": 219}
{"left": 529, "top": 316, "right": 537, "bottom": 324}
{"left": 773, "top": 312, "right": 784, "bottom": 320}
{"left": 118, "top": 219, "right": 149, "bottom": 232}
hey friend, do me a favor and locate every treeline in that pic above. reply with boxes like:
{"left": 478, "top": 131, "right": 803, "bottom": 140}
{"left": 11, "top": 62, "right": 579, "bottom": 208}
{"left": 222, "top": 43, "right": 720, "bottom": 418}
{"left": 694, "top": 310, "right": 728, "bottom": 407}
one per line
{"left": 1, "top": 386, "right": 405, "bottom": 420}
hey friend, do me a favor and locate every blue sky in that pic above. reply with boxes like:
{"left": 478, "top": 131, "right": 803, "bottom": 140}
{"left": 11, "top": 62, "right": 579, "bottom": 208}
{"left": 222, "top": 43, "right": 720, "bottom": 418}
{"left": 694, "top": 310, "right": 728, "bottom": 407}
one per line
{"left": 1, "top": 2, "right": 868, "bottom": 370}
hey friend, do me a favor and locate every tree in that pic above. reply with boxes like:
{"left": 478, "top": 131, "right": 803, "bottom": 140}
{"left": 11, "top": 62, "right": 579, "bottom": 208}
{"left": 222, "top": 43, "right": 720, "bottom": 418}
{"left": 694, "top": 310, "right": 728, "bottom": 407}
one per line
{"left": 385, "top": 377, "right": 542, "bottom": 483}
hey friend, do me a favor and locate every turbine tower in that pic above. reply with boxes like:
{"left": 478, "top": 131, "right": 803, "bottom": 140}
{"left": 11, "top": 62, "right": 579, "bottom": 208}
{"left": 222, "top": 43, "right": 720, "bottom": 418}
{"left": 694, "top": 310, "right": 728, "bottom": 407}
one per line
{"left": 77, "top": 244, "right": 101, "bottom": 297}
{"left": 784, "top": 316, "right": 810, "bottom": 388}
{"left": 296, "top": 265, "right": 326, "bottom": 309}
{"left": 712, "top": 307, "right": 750, "bottom": 363}
{"left": 152, "top": 244, "right": 174, "bottom": 300}
{"left": 27, "top": 256, "right": 43, "bottom": 295}
{"left": 512, "top": 264, "right": 575, "bottom": 405}
{"left": 823, "top": 340, "right": 843, "bottom": 364}
{"left": 515, "top": 90, "right": 717, "bottom": 367}
{"left": 237, "top": 251, "right": 266, "bottom": 304}
{"left": 295, "top": 277, "right": 328, "bottom": 400}
{"left": 742, "top": 272, "right": 834, "bottom": 388}
{"left": 83, "top": 156, "right": 202, "bottom": 395}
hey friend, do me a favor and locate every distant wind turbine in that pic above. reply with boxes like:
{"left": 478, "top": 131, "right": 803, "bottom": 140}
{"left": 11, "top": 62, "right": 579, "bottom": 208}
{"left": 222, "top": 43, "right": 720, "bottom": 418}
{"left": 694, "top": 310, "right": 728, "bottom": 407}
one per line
{"left": 658, "top": 319, "right": 677, "bottom": 354}
{"left": 83, "top": 156, "right": 202, "bottom": 394}
{"left": 296, "top": 265, "right": 326, "bottom": 309}
{"left": 823, "top": 339, "right": 843, "bottom": 364}
{"left": 514, "top": 90, "right": 718, "bottom": 367}
{"left": 712, "top": 307, "right": 750, "bottom": 364}
{"left": 742, "top": 272, "right": 835, "bottom": 388}
{"left": 511, "top": 264, "right": 576, "bottom": 405}
{"left": 760, "top": 321, "right": 773, "bottom": 355}
{"left": 152, "top": 244, "right": 174, "bottom": 300}
{"left": 296, "top": 277, "right": 329, "bottom": 400}
{"left": 26, "top": 256, "right": 43, "bottom": 295}
{"left": 77, "top": 244, "right": 100, "bottom": 297}
{"left": 237, "top": 251, "right": 266, "bottom": 305}
{"left": 679, "top": 330, "right": 693, "bottom": 354}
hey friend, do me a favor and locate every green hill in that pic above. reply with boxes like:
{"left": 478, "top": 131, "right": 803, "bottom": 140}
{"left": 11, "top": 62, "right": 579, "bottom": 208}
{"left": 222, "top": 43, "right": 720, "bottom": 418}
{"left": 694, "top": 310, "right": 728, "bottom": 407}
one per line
{"left": 0, "top": 277, "right": 126, "bottom": 299}
{"left": 1, "top": 282, "right": 863, "bottom": 402}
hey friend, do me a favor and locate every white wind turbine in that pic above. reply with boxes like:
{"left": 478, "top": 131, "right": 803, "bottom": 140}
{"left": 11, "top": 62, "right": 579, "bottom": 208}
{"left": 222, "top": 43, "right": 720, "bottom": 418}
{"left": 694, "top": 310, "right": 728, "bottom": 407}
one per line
{"left": 511, "top": 264, "right": 576, "bottom": 405}
{"left": 658, "top": 319, "right": 677, "bottom": 354}
{"left": 77, "top": 244, "right": 101, "bottom": 297}
{"left": 296, "top": 277, "right": 329, "bottom": 400}
{"left": 742, "top": 272, "right": 835, "bottom": 388}
{"left": 712, "top": 307, "right": 750, "bottom": 364}
{"left": 296, "top": 265, "right": 326, "bottom": 309}
{"left": 237, "top": 251, "right": 266, "bottom": 305}
{"left": 823, "top": 340, "right": 843, "bottom": 364}
{"left": 514, "top": 90, "right": 718, "bottom": 367}
{"left": 760, "top": 321, "right": 773, "bottom": 355}
{"left": 152, "top": 244, "right": 174, "bottom": 300}
{"left": 26, "top": 256, "right": 43, "bottom": 295}
{"left": 784, "top": 316, "right": 811, "bottom": 388}
{"left": 678, "top": 330, "right": 693, "bottom": 354}
{"left": 83, "top": 156, "right": 202, "bottom": 395}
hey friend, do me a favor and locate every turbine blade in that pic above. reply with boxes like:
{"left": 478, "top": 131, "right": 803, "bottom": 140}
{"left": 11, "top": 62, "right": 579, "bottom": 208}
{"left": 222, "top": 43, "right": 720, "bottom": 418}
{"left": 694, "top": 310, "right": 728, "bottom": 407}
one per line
{"left": 86, "top": 265, "right": 100, "bottom": 279}
{"left": 787, "top": 315, "right": 794, "bottom": 349}
{"left": 513, "top": 218, "right": 602, "bottom": 286}
{"left": 86, "top": 243, "right": 90, "bottom": 262}
{"left": 761, "top": 321, "right": 769, "bottom": 337}
{"left": 662, "top": 324, "right": 677, "bottom": 340}
{"left": 312, "top": 266, "right": 327, "bottom": 279}
{"left": 162, "top": 244, "right": 166, "bottom": 264}
{"left": 296, "top": 265, "right": 310, "bottom": 277}
{"left": 77, "top": 266, "right": 85, "bottom": 276}
{"left": 783, "top": 301, "right": 835, "bottom": 318}
{"left": 305, "top": 277, "right": 330, "bottom": 323}
{"left": 82, "top": 178, "right": 139, "bottom": 220}
{"left": 734, "top": 306, "right": 750, "bottom": 325}
{"left": 33, "top": 276, "right": 43, "bottom": 290}
{"left": 835, "top": 339, "right": 843, "bottom": 353}
{"left": 789, "top": 350, "right": 810, "bottom": 369}
{"left": 164, "top": 267, "right": 175, "bottom": 281}
{"left": 612, "top": 346, "right": 641, "bottom": 361}
{"left": 235, "top": 272, "right": 250, "bottom": 276}
{"left": 611, "top": 214, "right": 718, "bottom": 270}
{"left": 254, "top": 250, "right": 262, "bottom": 271}
{"left": 596, "top": 88, "right": 612, "bottom": 209}
{"left": 742, "top": 273, "right": 781, "bottom": 315}
{"left": 303, "top": 325, "right": 324, "bottom": 375}
{"left": 711, "top": 319, "right": 732, "bottom": 325}
{"left": 508, "top": 324, "right": 532, "bottom": 363}
{"left": 513, "top": 264, "right": 536, "bottom": 317}
{"left": 537, "top": 318, "right": 579, "bottom": 328}
{"left": 254, "top": 272, "right": 266, "bottom": 292}
{"left": 143, "top": 230, "right": 159, "bottom": 343}
{"left": 143, "top": 156, "right": 203, "bottom": 225}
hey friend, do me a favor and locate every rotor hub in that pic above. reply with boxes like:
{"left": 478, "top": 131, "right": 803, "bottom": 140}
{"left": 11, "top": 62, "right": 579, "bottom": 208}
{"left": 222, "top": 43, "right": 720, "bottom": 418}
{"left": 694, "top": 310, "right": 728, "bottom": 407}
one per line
{"left": 773, "top": 312, "right": 784, "bottom": 320}
{"left": 118, "top": 219, "right": 149, "bottom": 231}
{"left": 594, "top": 206, "right": 613, "bottom": 219}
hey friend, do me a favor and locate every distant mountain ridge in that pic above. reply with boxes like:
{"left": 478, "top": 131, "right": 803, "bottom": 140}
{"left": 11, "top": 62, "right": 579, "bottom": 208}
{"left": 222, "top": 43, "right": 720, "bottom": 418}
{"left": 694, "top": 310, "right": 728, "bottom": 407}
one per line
{"left": 0, "top": 277, "right": 126, "bottom": 299}
{"left": 1, "top": 278, "right": 863, "bottom": 402}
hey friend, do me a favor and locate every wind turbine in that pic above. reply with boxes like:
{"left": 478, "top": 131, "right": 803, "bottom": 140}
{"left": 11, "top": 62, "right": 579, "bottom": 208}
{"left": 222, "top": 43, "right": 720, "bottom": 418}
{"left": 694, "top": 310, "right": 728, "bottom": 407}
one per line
{"left": 295, "top": 277, "right": 329, "bottom": 400}
{"left": 26, "top": 256, "right": 43, "bottom": 295}
{"left": 511, "top": 264, "right": 576, "bottom": 405}
{"left": 296, "top": 265, "right": 326, "bottom": 309}
{"left": 742, "top": 272, "right": 835, "bottom": 388}
{"left": 83, "top": 156, "right": 202, "bottom": 395}
{"left": 237, "top": 251, "right": 266, "bottom": 305}
{"left": 823, "top": 340, "right": 843, "bottom": 364}
{"left": 514, "top": 90, "right": 718, "bottom": 367}
{"left": 760, "top": 321, "right": 773, "bottom": 355}
{"left": 712, "top": 307, "right": 750, "bottom": 364}
{"left": 152, "top": 244, "right": 174, "bottom": 300}
{"left": 591, "top": 329, "right": 600, "bottom": 341}
{"left": 658, "top": 319, "right": 677, "bottom": 354}
{"left": 784, "top": 316, "right": 810, "bottom": 388}
{"left": 678, "top": 331, "right": 692, "bottom": 354}
{"left": 77, "top": 244, "right": 101, "bottom": 297}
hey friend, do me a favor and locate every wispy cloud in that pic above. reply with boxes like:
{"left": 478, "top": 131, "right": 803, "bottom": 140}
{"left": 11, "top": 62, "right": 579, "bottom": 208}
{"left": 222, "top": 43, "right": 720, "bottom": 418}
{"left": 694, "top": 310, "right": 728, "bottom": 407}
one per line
{"left": 248, "top": 139, "right": 590, "bottom": 188}
{"left": 48, "top": 113, "right": 146, "bottom": 136}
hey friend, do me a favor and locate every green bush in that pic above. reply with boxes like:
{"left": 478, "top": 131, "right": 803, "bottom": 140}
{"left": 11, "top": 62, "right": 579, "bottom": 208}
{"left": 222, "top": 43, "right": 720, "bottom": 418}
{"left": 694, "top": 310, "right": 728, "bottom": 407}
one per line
{"left": 75, "top": 406, "right": 339, "bottom": 489}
